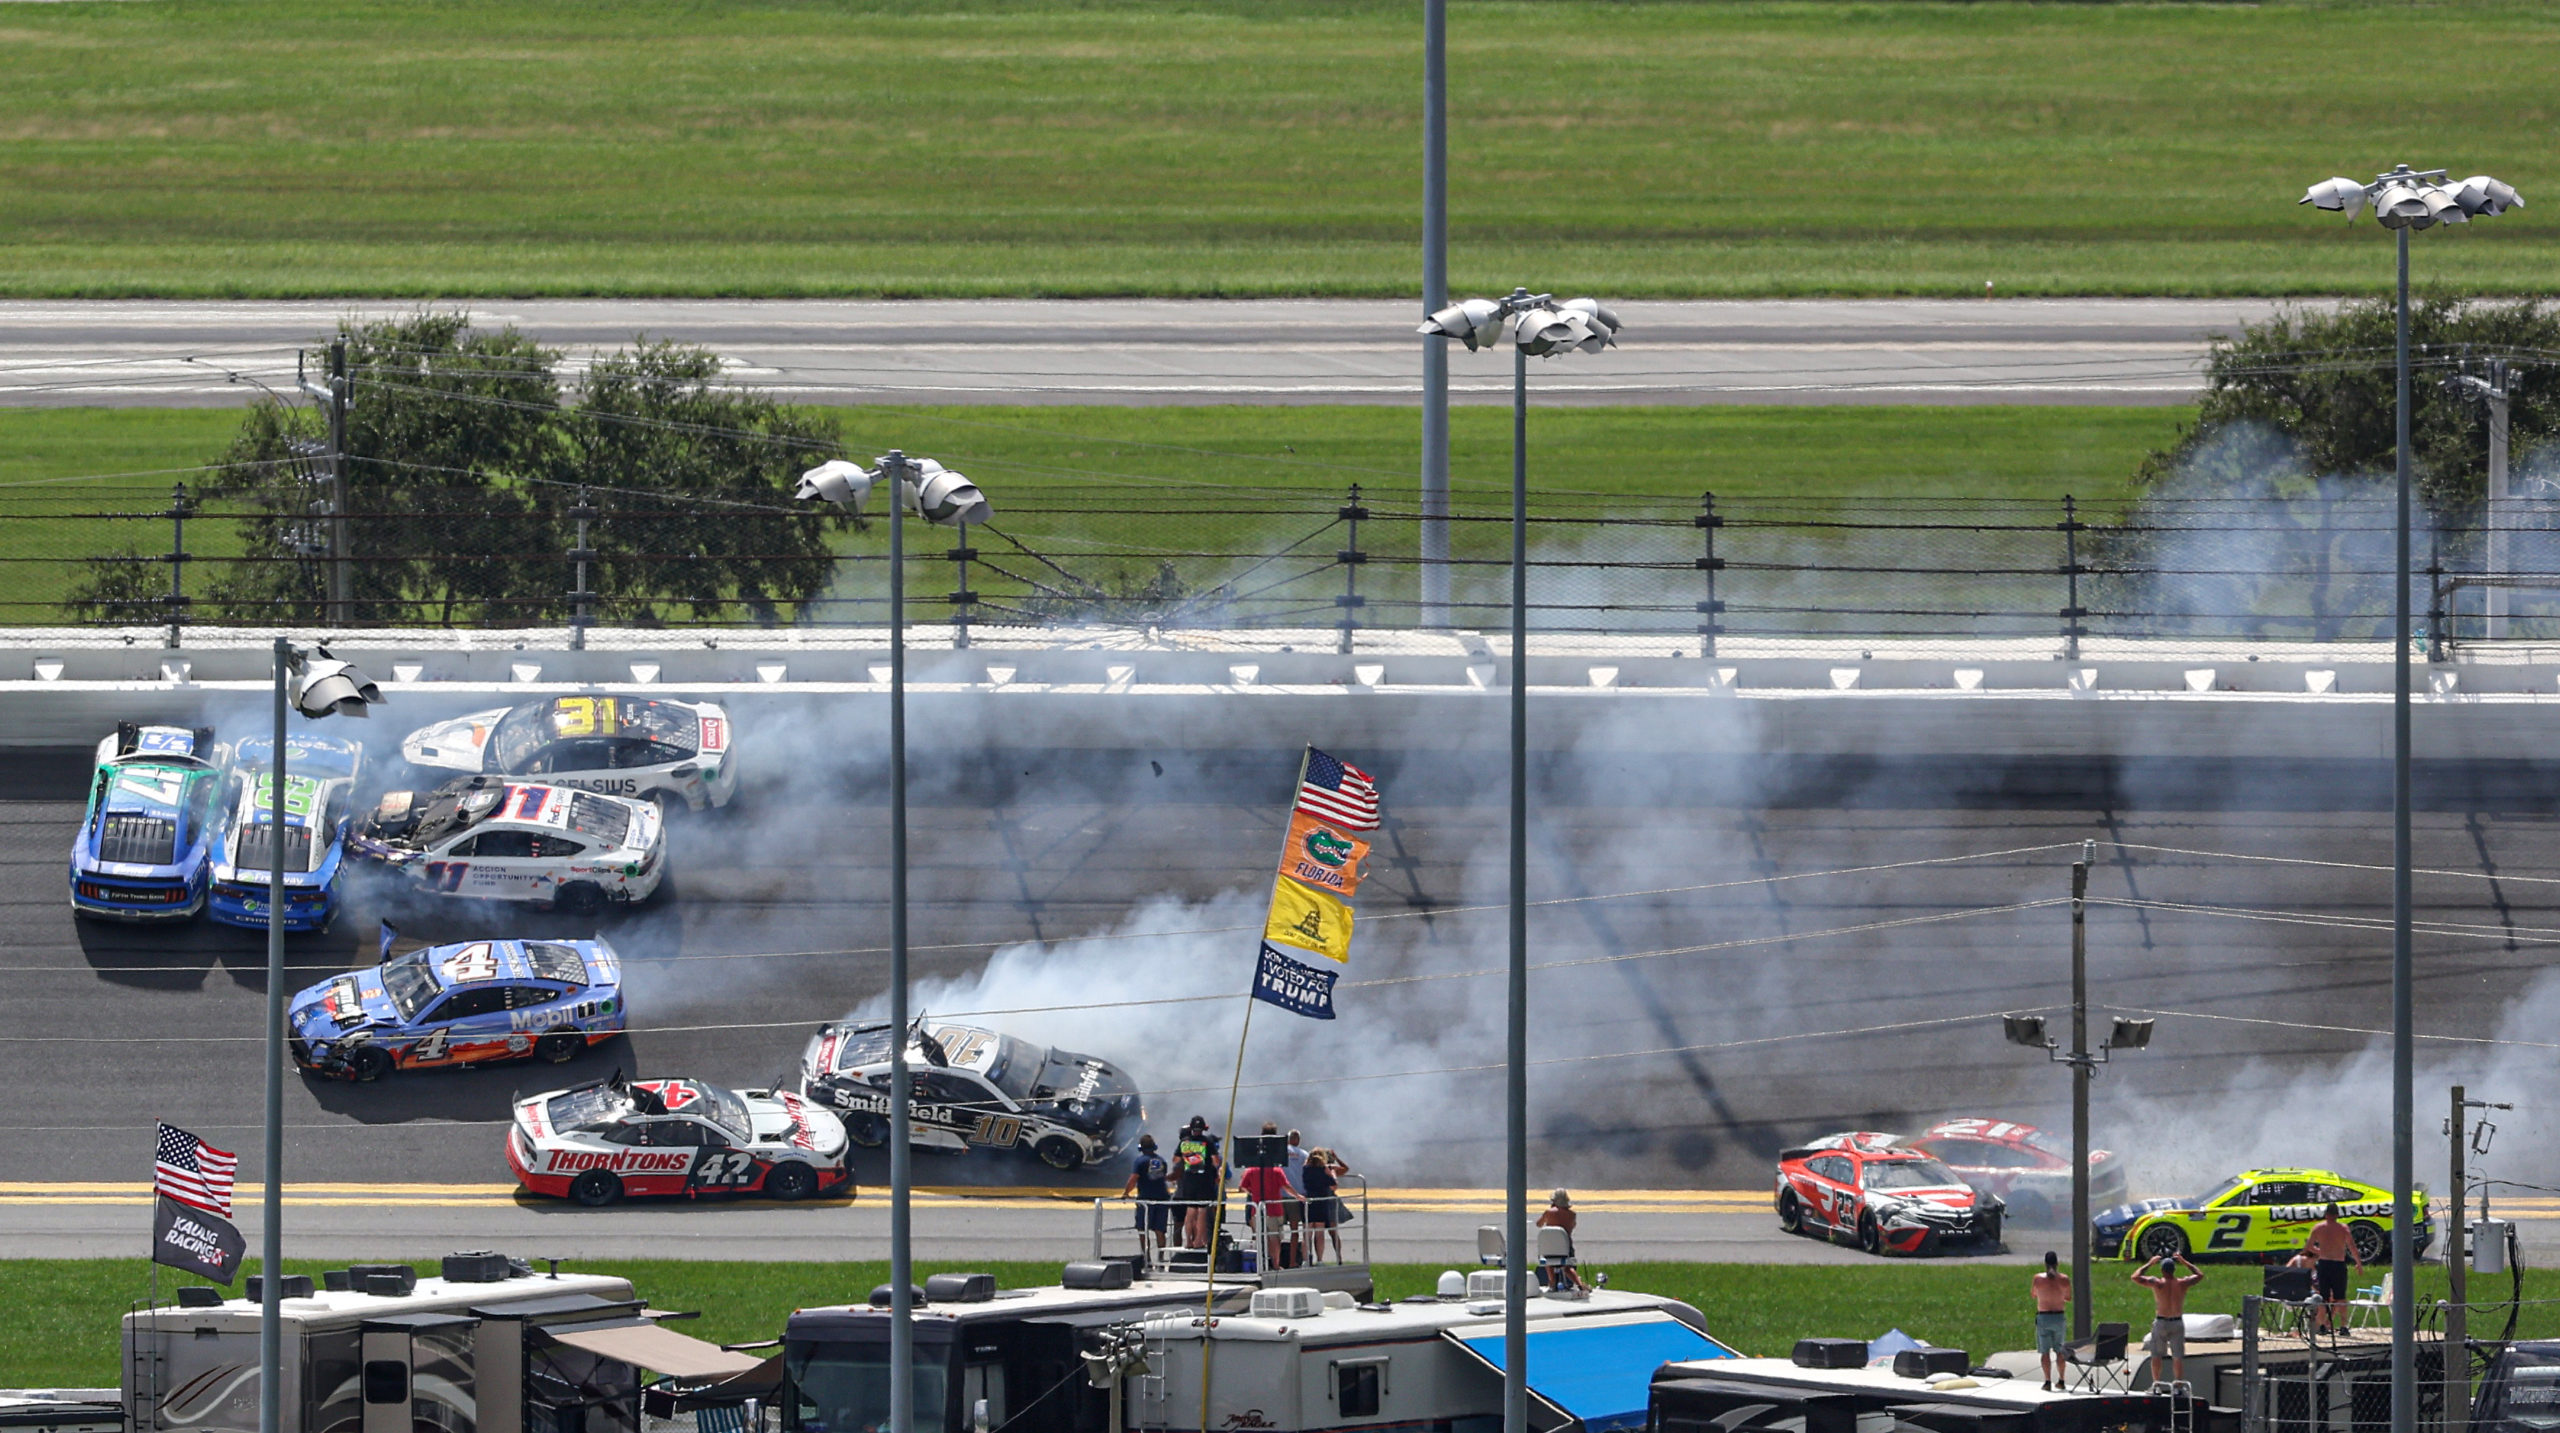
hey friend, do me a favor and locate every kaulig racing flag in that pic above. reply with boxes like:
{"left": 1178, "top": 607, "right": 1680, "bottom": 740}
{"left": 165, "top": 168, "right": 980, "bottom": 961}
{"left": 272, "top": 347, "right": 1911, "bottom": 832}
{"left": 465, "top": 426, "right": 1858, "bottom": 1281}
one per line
{"left": 152, "top": 1194, "right": 245, "bottom": 1284}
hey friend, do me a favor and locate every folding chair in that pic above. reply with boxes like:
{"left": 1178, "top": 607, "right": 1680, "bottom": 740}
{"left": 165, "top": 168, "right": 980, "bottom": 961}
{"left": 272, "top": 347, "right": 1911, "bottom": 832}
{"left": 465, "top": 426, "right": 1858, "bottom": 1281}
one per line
{"left": 1476, "top": 1225, "right": 1505, "bottom": 1266}
{"left": 2261, "top": 1267, "right": 2319, "bottom": 1339}
{"left": 2063, "top": 1322, "right": 2131, "bottom": 1392}
{"left": 1536, "top": 1224, "right": 1582, "bottom": 1292}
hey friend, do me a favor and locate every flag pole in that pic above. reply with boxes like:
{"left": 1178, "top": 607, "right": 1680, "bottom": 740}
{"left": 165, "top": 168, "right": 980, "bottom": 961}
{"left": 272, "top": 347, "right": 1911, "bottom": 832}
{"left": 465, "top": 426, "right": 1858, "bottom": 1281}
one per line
{"left": 1198, "top": 742, "right": 1317, "bottom": 1433}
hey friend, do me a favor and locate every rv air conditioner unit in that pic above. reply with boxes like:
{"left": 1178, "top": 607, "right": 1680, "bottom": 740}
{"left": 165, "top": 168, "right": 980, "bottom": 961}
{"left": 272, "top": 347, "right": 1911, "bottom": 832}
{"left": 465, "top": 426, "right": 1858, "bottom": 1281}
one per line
{"left": 1250, "top": 1288, "right": 1325, "bottom": 1319}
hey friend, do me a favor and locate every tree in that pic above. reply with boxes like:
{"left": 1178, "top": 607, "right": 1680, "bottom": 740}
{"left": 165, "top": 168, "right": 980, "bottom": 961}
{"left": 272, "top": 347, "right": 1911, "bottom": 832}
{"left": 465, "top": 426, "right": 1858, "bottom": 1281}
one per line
{"left": 64, "top": 313, "right": 852, "bottom": 627}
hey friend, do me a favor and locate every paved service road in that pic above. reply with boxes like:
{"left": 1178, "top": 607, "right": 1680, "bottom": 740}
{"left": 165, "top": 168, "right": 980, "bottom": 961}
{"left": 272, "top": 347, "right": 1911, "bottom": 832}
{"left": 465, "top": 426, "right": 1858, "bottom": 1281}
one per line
{"left": 0, "top": 299, "right": 2295, "bottom": 408}
{"left": 8, "top": 726, "right": 2560, "bottom": 1261}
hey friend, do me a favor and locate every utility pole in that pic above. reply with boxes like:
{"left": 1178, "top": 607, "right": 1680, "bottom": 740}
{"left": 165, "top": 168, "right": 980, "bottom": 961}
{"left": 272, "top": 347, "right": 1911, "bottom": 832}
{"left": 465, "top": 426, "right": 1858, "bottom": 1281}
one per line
{"left": 2069, "top": 840, "right": 2093, "bottom": 1339}
{"left": 2450, "top": 361, "right": 2518, "bottom": 639}
{"left": 300, "top": 343, "right": 352, "bottom": 625}
{"left": 1418, "top": 0, "right": 1450, "bottom": 628}
{"left": 2448, "top": 1088, "right": 2512, "bottom": 1433}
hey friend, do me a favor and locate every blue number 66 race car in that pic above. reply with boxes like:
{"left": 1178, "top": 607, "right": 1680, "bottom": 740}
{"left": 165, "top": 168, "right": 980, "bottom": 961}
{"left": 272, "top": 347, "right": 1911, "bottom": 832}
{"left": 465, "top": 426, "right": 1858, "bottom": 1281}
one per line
{"left": 289, "top": 937, "right": 626, "bottom": 1081}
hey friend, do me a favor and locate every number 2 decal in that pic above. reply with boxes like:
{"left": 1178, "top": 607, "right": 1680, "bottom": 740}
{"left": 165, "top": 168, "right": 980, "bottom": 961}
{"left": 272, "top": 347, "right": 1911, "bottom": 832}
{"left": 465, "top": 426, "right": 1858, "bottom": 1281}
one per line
{"left": 2207, "top": 1212, "right": 2250, "bottom": 1250}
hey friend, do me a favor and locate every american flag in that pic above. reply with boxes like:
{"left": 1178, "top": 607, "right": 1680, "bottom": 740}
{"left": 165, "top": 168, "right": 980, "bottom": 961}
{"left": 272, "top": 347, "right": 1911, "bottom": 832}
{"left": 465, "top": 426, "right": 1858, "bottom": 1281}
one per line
{"left": 155, "top": 1123, "right": 237, "bottom": 1218}
{"left": 1294, "top": 748, "right": 1381, "bottom": 831}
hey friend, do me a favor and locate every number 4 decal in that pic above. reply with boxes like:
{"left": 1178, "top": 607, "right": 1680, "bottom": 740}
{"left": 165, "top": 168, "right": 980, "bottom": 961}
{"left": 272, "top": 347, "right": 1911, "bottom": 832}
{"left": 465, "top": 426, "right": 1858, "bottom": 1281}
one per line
{"left": 2207, "top": 1212, "right": 2250, "bottom": 1250}
{"left": 410, "top": 1028, "right": 450, "bottom": 1063}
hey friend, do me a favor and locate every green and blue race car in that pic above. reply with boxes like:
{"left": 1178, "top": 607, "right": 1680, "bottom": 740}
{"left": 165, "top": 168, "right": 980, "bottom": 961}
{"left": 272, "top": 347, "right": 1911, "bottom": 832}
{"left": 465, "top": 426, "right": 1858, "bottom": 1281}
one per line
{"left": 2094, "top": 1167, "right": 2429, "bottom": 1264}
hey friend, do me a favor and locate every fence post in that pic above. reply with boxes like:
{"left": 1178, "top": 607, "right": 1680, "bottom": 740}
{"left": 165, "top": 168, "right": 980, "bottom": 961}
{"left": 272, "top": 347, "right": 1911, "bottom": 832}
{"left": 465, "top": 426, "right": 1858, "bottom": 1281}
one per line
{"left": 948, "top": 519, "right": 977, "bottom": 650}
{"left": 1694, "top": 491, "right": 1724, "bottom": 658}
{"left": 2427, "top": 539, "right": 2447, "bottom": 661}
{"left": 2059, "top": 494, "right": 2086, "bottom": 661}
{"left": 164, "top": 482, "right": 192, "bottom": 650}
{"left": 567, "top": 488, "right": 598, "bottom": 651}
{"left": 2240, "top": 1294, "right": 2261, "bottom": 1433}
{"left": 1336, "top": 483, "right": 1368, "bottom": 653}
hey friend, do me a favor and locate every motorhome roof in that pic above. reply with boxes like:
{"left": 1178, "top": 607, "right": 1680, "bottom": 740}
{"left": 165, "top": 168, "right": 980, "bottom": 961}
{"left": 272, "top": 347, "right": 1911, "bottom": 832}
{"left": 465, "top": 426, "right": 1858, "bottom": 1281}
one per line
{"left": 788, "top": 1278, "right": 1253, "bottom": 1336}
{"left": 1660, "top": 1357, "right": 2128, "bottom": 1409}
{"left": 121, "top": 1271, "right": 635, "bottom": 1334}
{"left": 1147, "top": 1288, "right": 1708, "bottom": 1346}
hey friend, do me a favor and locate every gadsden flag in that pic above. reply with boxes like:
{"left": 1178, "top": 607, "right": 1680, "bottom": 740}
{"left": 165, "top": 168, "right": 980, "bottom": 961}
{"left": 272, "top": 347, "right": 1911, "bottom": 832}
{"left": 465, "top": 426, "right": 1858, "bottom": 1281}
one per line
{"left": 1276, "top": 811, "right": 1369, "bottom": 899}
{"left": 1264, "top": 876, "right": 1353, "bottom": 964}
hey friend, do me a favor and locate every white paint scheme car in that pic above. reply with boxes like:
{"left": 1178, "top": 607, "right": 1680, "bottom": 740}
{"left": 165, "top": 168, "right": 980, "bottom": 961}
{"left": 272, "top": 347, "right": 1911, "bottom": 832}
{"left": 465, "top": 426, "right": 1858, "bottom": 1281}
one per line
{"left": 400, "top": 696, "right": 739, "bottom": 810}
{"left": 350, "top": 776, "right": 666, "bottom": 914}
{"left": 508, "top": 1073, "right": 852, "bottom": 1206}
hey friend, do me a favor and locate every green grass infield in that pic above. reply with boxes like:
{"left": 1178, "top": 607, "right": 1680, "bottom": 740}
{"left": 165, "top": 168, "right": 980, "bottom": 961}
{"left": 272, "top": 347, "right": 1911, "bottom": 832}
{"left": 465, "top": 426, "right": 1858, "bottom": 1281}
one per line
{"left": 0, "top": 1, "right": 2554, "bottom": 298}
{"left": 16, "top": 1256, "right": 2559, "bottom": 1390}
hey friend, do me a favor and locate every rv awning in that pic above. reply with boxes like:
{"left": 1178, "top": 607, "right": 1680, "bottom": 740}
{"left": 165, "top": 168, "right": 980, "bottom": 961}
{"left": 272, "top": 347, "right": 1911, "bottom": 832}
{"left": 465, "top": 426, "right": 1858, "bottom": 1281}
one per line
{"left": 546, "top": 1321, "right": 765, "bottom": 1380}
{"left": 1447, "top": 1314, "right": 1740, "bottom": 1433}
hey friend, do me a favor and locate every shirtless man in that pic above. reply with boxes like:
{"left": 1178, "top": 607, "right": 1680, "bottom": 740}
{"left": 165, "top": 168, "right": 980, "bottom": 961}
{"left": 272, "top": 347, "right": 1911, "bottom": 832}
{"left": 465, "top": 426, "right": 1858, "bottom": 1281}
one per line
{"left": 2305, "top": 1204, "right": 2364, "bottom": 1334}
{"left": 2132, "top": 1254, "right": 2205, "bottom": 1388}
{"left": 2033, "top": 1252, "right": 2074, "bottom": 1389}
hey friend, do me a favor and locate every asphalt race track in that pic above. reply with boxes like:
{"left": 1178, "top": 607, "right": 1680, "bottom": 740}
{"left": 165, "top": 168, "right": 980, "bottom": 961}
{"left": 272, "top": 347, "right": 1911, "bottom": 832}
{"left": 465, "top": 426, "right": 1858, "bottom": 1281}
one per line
{"left": 9, "top": 724, "right": 2560, "bottom": 1263}
{"left": 0, "top": 298, "right": 2284, "bottom": 407}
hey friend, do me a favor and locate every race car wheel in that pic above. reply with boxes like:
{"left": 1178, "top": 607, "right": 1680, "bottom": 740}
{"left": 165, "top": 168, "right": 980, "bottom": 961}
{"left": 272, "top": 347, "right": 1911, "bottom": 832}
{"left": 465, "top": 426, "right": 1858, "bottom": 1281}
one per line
{"left": 1034, "top": 1135, "right": 1085, "bottom": 1172}
{"left": 347, "top": 1046, "right": 393, "bottom": 1083}
{"left": 766, "top": 1163, "right": 819, "bottom": 1202}
{"left": 1777, "top": 1189, "right": 1805, "bottom": 1234}
{"left": 535, "top": 1033, "right": 581, "bottom": 1064}
{"left": 846, "top": 1113, "right": 889, "bottom": 1148}
{"left": 569, "top": 1170, "right": 623, "bottom": 1208}
{"left": 2136, "top": 1225, "right": 2190, "bottom": 1261}
{"left": 2350, "top": 1220, "right": 2388, "bottom": 1264}
{"left": 1978, "top": 1211, "right": 2004, "bottom": 1248}
{"left": 554, "top": 883, "right": 605, "bottom": 917}
{"left": 1857, "top": 1213, "right": 1882, "bottom": 1255}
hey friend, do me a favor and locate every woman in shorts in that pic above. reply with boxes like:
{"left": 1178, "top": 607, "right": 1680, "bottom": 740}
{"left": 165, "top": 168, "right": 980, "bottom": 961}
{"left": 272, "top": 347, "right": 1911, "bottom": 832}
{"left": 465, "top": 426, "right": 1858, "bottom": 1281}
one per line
{"left": 1301, "top": 1147, "right": 1348, "bottom": 1264}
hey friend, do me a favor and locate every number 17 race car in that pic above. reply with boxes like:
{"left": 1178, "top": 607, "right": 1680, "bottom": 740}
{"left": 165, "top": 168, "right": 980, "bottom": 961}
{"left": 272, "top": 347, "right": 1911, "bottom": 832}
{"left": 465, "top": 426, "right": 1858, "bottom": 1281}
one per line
{"left": 508, "top": 1073, "right": 851, "bottom": 1207}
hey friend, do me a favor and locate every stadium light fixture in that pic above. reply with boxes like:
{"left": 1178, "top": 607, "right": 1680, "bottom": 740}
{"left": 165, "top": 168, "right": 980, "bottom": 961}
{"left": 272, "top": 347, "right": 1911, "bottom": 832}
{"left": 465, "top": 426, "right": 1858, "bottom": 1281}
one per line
{"left": 261, "top": 638, "right": 383, "bottom": 1433}
{"left": 1418, "top": 287, "right": 1618, "bottom": 1433}
{"left": 796, "top": 450, "right": 994, "bottom": 1433}
{"left": 2298, "top": 162, "right": 2523, "bottom": 1433}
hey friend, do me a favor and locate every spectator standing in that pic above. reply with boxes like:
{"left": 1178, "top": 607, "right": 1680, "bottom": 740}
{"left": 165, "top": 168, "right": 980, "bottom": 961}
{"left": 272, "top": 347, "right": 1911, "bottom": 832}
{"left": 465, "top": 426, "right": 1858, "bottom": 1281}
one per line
{"left": 2305, "top": 1204, "right": 2363, "bottom": 1334}
{"left": 1285, "top": 1130, "right": 1310, "bottom": 1194}
{"left": 2131, "top": 1255, "right": 2205, "bottom": 1387}
{"left": 1173, "top": 1116, "right": 1223, "bottom": 1251}
{"left": 1122, "top": 1133, "right": 1171, "bottom": 1260}
{"left": 1240, "top": 1149, "right": 1297, "bottom": 1268}
{"left": 2032, "top": 1252, "right": 2072, "bottom": 1389}
{"left": 1302, "top": 1146, "right": 1348, "bottom": 1263}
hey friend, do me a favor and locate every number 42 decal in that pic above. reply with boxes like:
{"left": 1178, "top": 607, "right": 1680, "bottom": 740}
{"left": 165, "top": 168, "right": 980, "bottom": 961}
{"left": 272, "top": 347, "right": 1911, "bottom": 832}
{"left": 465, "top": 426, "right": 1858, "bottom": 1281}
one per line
{"left": 692, "top": 1151, "right": 760, "bottom": 1186}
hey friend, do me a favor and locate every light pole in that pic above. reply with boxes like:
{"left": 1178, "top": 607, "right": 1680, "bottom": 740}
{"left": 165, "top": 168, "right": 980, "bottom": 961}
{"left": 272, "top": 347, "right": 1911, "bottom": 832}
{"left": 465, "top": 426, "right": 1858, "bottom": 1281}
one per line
{"left": 2000, "top": 840, "right": 2153, "bottom": 1340}
{"left": 1418, "top": 290, "right": 1618, "bottom": 1433}
{"left": 796, "top": 452, "right": 989, "bottom": 1433}
{"left": 2447, "top": 361, "right": 2521, "bottom": 639}
{"left": 1418, "top": 0, "right": 1449, "bottom": 627}
{"left": 259, "top": 642, "right": 380, "bottom": 1433}
{"left": 2300, "top": 165, "right": 2523, "bottom": 1433}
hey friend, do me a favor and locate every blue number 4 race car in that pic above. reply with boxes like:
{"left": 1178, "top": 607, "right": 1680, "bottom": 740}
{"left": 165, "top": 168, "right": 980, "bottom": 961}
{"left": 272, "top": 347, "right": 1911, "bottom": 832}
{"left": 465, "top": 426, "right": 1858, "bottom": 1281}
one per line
{"left": 207, "top": 734, "right": 364, "bottom": 933}
{"left": 289, "top": 937, "right": 626, "bottom": 1082}
{"left": 70, "top": 723, "right": 227, "bottom": 920}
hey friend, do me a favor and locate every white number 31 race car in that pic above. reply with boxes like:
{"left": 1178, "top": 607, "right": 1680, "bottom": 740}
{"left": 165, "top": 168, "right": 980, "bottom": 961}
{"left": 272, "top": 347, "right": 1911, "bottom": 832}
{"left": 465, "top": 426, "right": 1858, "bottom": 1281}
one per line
{"left": 401, "top": 696, "right": 738, "bottom": 811}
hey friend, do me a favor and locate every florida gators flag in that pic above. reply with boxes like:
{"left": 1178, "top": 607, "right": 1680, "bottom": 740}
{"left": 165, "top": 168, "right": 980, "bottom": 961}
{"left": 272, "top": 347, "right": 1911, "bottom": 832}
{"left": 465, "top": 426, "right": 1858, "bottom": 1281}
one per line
{"left": 1278, "top": 811, "right": 1369, "bottom": 898}
{"left": 1264, "top": 877, "right": 1354, "bottom": 964}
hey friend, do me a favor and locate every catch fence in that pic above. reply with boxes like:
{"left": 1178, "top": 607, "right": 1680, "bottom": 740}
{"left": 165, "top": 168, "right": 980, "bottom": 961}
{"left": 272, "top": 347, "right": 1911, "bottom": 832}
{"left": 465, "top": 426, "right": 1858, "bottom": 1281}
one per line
{"left": 16, "top": 478, "right": 2560, "bottom": 653}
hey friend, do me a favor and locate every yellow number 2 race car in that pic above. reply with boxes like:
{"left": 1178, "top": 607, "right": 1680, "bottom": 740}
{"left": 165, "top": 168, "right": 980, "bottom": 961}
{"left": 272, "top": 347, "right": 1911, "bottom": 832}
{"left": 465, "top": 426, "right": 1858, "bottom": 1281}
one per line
{"left": 2092, "top": 1168, "right": 2431, "bottom": 1264}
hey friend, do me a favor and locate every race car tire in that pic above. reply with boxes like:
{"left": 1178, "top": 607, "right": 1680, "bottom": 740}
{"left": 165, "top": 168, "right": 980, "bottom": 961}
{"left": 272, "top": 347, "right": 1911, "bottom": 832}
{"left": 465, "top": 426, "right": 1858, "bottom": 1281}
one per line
{"left": 1777, "top": 1189, "right": 1805, "bottom": 1234}
{"left": 569, "top": 1171, "right": 623, "bottom": 1208}
{"left": 846, "top": 1113, "right": 889, "bottom": 1148}
{"left": 1034, "top": 1135, "right": 1086, "bottom": 1172}
{"left": 535, "top": 1033, "right": 581, "bottom": 1064}
{"left": 1857, "top": 1213, "right": 1882, "bottom": 1255}
{"left": 2135, "top": 1224, "right": 2190, "bottom": 1261}
{"left": 347, "top": 1046, "right": 393, "bottom": 1083}
{"left": 766, "top": 1163, "right": 819, "bottom": 1202}
{"left": 554, "top": 883, "right": 605, "bottom": 917}
{"left": 2350, "top": 1220, "right": 2388, "bottom": 1264}
{"left": 1979, "top": 1211, "right": 2004, "bottom": 1248}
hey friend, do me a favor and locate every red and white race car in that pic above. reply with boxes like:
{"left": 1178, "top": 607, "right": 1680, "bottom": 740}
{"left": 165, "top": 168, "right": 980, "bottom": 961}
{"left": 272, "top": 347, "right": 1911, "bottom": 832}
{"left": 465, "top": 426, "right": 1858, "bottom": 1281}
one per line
{"left": 1775, "top": 1136, "right": 2005, "bottom": 1256}
{"left": 1901, "top": 1116, "right": 2128, "bottom": 1226}
{"left": 508, "top": 1073, "right": 852, "bottom": 1207}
